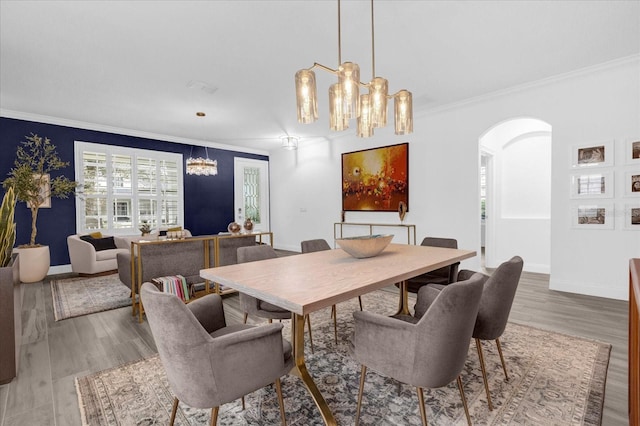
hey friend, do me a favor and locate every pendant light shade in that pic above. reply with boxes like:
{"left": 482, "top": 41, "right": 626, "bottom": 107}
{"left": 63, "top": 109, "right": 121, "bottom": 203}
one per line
{"left": 369, "top": 77, "right": 388, "bottom": 128}
{"left": 338, "top": 62, "right": 360, "bottom": 119}
{"left": 394, "top": 90, "right": 413, "bottom": 135}
{"left": 295, "top": 69, "right": 318, "bottom": 124}
{"left": 357, "top": 94, "right": 374, "bottom": 138}
{"left": 329, "top": 82, "right": 349, "bottom": 131}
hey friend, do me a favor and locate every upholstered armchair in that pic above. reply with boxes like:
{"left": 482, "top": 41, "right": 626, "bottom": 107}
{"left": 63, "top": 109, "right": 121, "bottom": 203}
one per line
{"left": 352, "top": 273, "right": 485, "bottom": 425}
{"left": 300, "top": 238, "right": 363, "bottom": 344}
{"left": 405, "top": 237, "right": 459, "bottom": 293}
{"left": 141, "top": 282, "right": 292, "bottom": 425}
{"left": 237, "top": 245, "right": 314, "bottom": 352}
{"left": 67, "top": 234, "right": 129, "bottom": 275}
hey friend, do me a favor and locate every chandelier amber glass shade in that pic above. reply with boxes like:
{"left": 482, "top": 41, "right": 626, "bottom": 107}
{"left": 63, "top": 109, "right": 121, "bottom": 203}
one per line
{"left": 295, "top": 69, "right": 318, "bottom": 124}
{"left": 338, "top": 62, "right": 360, "bottom": 119}
{"left": 329, "top": 82, "right": 349, "bottom": 131}
{"left": 369, "top": 77, "right": 388, "bottom": 128}
{"left": 357, "top": 94, "right": 374, "bottom": 138}
{"left": 394, "top": 90, "right": 413, "bottom": 135}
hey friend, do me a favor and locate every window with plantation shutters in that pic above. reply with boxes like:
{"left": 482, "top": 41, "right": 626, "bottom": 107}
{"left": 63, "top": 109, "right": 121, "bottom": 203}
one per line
{"left": 74, "top": 141, "right": 184, "bottom": 234}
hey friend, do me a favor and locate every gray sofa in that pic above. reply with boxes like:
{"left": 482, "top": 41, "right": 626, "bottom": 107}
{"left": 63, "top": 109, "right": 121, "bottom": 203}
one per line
{"left": 117, "top": 234, "right": 259, "bottom": 296}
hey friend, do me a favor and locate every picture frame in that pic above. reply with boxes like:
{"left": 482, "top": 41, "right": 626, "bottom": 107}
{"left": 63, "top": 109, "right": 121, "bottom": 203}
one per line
{"left": 569, "top": 171, "right": 613, "bottom": 199}
{"left": 341, "top": 143, "right": 409, "bottom": 212}
{"left": 27, "top": 173, "right": 51, "bottom": 208}
{"left": 626, "top": 138, "right": 640, "bottom": 165}
{"left": 570, "top": 140, "right": 614, "bottom": 168}
{"left": 571, "top": 203, "right": 614, "bottom": 230}
{"left": 623, "top": 203, "right": 640, "bottom": 230}
{"left": 625, "top": 170, "right": 640, "bottom": 197}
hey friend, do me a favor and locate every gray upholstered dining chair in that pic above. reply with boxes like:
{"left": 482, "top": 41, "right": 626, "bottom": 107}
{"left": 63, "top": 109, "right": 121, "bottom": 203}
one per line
{"left": 405, "top": 237, "right": 460, "bottom": 293}
{"left": 140, "top": 282, "right": 292, "bottom": 426}
{"left": 460, "top": 255, "right": 523, "bottom": 410}
{"left": 422, "top": 255, "right": 524, "bottom": 411}
{"left": 352, "top": 273, "right": 485, "bottom": 425}
{"left": 237, "top": 244, "right": 314, "bottom": 353}
{"left": 300, "top": 238, "right": 363, "bottom": 344}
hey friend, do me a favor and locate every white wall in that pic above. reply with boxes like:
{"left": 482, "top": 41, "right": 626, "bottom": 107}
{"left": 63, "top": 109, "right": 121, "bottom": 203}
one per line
{"left": 270, "top": 57, "right": 640, "bottom": 301}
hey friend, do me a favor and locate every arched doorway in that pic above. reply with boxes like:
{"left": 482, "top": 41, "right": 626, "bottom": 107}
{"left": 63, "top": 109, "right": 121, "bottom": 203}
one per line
{"left": 480, "top": 118, "right": 551, "bottom": 273}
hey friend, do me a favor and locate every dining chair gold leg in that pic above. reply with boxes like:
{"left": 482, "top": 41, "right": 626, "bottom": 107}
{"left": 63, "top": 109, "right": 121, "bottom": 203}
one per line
{"left": 331, "top": 306, "right": 338, "bottom": 344}
{"left": 243, "top": 312, "right": 248, "bottom": 324}
{"left": 456, "top": 376, "right": 472, "bottom": 426}
{"left": 169, "top": 397, "right": 179, "bottom": 426}
{"left": 210, "top": 406, "right": 219, "bottom": 426}
{"left": 241, "top": 396, "right": 245, "bottom": 410}
{"left": 305, "top": 314, "right": 315, "bottom": 354}
{"left": 275, "top": 378, "right": 287, "bottom": 426}
{"left": 416, "top": 387, "right": 428, "bottom": 426}
{"left": 495, "top": 338, "right": 509, "bottom": 381}
{"left": 355, "top": 365, "right": 367, "bottom": 426}
{"left": 358, "top": 296, "right": 363, "bottom": 311}
{"left": 475, "top": 338, "right": 494, "bottom": 411}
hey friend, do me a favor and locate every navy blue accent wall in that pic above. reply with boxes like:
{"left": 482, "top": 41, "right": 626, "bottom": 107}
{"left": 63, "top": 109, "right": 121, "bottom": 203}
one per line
{"left": 0, "top": 117, "right": 268, "bottom": 266}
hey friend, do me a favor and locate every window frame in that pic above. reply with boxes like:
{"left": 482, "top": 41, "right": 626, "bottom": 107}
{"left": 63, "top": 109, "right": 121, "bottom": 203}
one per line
{"left": 74, "top": 141, "right": 184, "bottom": 235}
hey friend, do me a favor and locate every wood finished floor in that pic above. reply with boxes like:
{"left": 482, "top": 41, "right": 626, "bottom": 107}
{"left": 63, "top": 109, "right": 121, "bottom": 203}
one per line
{"left": 0, "top": 268, "right": 629, "bottom": 426}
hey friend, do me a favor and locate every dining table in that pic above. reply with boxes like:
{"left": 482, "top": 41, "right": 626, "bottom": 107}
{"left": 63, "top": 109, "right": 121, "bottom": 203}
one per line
{"left": 200, "top": 242, "right": 476, "bottom": 425}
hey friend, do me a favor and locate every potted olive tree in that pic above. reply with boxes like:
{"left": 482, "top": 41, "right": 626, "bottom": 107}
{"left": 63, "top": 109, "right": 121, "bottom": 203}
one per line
{"left": 0, "top": 186, "right": 21, "bottom": 383}
{"left": 2, "top": 134, "right": 79, "bottom": 283}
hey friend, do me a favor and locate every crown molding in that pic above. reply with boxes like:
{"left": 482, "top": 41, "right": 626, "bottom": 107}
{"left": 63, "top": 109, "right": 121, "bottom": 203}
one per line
{"left": 416, "top": 54, "right": 640, "bottom": 118}
{"left": 0, "top": 109, "right": 270, "bottom": 157}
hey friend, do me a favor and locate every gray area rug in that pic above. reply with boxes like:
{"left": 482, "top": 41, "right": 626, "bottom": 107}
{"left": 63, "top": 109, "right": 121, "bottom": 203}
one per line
{"left": 75, "top": 290, "right": 610, "bottom": 425}
{"left": 51, "top": 274, "right": 130, "bottom": 321}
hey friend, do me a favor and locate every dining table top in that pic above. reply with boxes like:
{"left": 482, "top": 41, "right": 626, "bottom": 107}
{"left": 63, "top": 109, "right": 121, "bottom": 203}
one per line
{"left": 200, "top": 243, "right": 476, "bottom": 316}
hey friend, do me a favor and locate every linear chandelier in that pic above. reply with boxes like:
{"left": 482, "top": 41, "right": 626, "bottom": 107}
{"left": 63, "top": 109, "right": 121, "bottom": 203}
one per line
{"left": 295, "top": 0, "right": 413, "bottom": 138}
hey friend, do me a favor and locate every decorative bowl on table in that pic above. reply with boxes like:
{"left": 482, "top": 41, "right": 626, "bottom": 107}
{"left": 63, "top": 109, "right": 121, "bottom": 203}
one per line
{"left": 335, "top": 234, "right": 393, "bottom": 259}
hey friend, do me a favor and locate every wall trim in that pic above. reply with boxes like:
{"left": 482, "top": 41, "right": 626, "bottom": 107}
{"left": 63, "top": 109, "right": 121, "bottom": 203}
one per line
{"left": 549, "top": 277, "right": 628, "bottom": 301}
{"left": 0, "top": 109, "right": 270, "bottom": 156}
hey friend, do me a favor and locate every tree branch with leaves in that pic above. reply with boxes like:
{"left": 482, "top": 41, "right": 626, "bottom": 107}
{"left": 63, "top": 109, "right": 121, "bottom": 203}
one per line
{"left": 2, "top": 134, "right": 80, "bottom": 247}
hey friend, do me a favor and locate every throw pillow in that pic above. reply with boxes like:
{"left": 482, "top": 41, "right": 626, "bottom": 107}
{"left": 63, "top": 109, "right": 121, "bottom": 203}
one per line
{"left": 80, "top": 235, "right": 118, "bottom": 251}
{"left": 89, "top": 231, "right": 103, "bottom": 239}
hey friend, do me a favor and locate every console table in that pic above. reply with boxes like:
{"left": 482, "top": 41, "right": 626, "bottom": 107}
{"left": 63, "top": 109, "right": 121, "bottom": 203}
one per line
{"left": 334, "top": 222, "right": 417, "bottom": 245}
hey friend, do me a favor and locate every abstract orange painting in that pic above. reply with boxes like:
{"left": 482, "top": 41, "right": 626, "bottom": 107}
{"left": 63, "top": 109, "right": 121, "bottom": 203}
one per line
{"left": 342, "top": 143, "right": 408, "bottom": 211}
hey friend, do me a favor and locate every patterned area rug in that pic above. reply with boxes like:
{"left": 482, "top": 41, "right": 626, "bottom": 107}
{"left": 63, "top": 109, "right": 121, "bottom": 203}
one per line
{"left": 51, "top": 274, "right": 131, "bottom": 321}
{"left": 75, "top": 290, "right": 610, "bottom": 425}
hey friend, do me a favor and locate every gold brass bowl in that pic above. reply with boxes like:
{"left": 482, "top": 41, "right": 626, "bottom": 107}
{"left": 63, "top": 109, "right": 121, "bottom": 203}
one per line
{"left": 335, "top": 234, "right": 393, "bottom": 259}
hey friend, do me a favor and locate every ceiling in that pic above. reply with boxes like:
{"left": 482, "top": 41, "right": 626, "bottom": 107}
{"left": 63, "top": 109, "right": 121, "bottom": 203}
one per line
{"left": 1, "top": 1, "right": 639, "bottom": 153}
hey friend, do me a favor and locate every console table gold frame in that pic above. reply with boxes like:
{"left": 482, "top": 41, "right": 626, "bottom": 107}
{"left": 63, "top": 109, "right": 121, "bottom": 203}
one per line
{"left": 130, "top": 232, "right": 273, "bottom": 322}
{"left": 334, "top": 222, "right": 417, "bottom": 245}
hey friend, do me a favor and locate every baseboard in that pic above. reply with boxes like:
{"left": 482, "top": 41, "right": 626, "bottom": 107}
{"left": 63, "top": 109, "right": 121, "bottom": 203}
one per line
{"left": 523, "top": 263, "right": 550, "bottom": 274}
{"left": 549, "top": 277, "right": 628, "bottom": 301}
{"left": 49, "top": 264, "right": 72, "bottom": 275}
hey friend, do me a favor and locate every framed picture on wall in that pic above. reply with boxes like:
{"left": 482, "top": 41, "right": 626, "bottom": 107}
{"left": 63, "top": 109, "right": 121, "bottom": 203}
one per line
{"left": 569, "top": 171, "right": 613, "bottom": 199}
{"left": 570, "top": 140, "right": 614, "bottom": 168}
{"left": 26, "top": 173, "right": 51, "bottom": 209}
{"left": 625, "top": 170, "right": 640, "bottom": 197}
{"left": 341, "top": 143, "right": 409, "bottom": 212}
{"left": 571, "top": 203, "right": 614, "bottom": 229}
{"left": 623, "top": 203, "right": 640, "bottom": 230}
{"left": 626, "top": 138, "right": 640, "bottom": 164}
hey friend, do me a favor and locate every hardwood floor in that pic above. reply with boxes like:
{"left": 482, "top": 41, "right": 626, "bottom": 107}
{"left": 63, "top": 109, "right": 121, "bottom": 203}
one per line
{"left": 0, "top": 269, "right": 629, "bottom": 426}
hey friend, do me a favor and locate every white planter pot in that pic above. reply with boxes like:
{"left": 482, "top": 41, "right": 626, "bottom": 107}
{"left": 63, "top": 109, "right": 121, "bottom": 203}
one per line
{"left": 16, "top": 246, "right": 50, "bottom": 283}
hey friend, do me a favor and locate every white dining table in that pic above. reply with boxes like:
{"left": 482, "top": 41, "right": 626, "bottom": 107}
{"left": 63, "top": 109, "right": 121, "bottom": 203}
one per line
{"left": 200, "top": 243, "right": 476, "bottom": 425}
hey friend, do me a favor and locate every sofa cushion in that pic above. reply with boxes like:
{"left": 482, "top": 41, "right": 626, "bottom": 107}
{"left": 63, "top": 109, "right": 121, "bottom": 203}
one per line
{"left": 96, "top": 248, "right": 127, "bottom": 261}
{"left": 80, "top": 235, "right": 118, "bottom": 251}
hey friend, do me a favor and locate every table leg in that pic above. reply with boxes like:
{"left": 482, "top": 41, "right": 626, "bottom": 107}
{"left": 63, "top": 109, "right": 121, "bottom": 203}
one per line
{"left": 395, "top": 280, "right": 410, "bottom": 316}
{"left": 291, "top": 313, "right": 337, "bottom": 426}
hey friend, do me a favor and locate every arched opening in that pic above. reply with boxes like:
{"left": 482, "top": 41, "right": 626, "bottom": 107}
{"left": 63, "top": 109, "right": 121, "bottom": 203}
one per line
{"left": 480, "top": 118, "right": 552, "bottom": 273}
